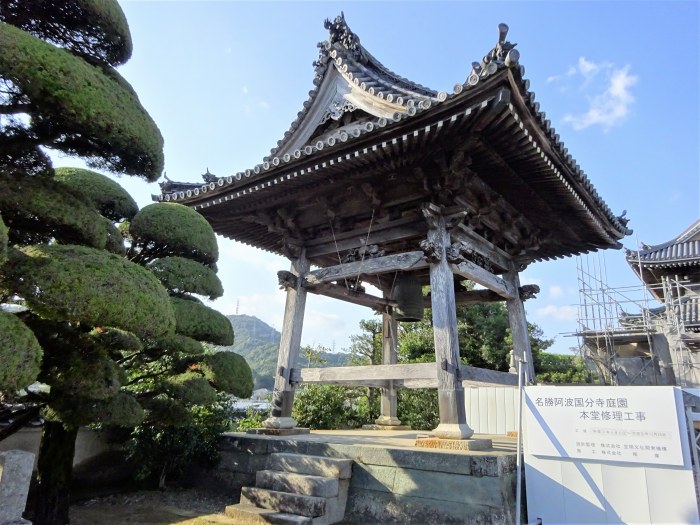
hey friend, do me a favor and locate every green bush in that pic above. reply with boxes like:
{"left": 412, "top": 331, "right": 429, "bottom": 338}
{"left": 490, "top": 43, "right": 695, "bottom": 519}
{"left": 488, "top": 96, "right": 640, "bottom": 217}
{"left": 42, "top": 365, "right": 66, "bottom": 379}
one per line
{"left": 397, "top": 389, "right": 439, "bottom": 430}
{"left": 292, "top": 385, "right": 375, "bottom": 430}
{"left": 231, "top": 406, "right": 266, "bottom": 431}
{"left": 125, "top": 395, "right": 233, "bottom": 488}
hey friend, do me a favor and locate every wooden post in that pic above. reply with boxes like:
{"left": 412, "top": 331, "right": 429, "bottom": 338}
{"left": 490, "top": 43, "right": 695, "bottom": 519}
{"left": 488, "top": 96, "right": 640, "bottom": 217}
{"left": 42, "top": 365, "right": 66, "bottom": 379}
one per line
{"left": 263, "top": 250, "right": 310, "bottom": 430}
{"left": 424, "top": 208, "right": 474, "bottom": 439}
{"left": 505, "top": 270, "right": 536, "bottom": 382}
{"left": 375, "top": 310, "right": 402, "bottom": 427}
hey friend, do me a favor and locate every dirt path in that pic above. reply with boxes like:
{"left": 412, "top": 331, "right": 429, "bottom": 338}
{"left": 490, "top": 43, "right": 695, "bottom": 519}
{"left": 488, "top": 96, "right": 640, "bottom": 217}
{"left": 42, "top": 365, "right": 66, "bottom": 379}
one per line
{"left": 70, "top": 489, "right": 238, "bottom": 525}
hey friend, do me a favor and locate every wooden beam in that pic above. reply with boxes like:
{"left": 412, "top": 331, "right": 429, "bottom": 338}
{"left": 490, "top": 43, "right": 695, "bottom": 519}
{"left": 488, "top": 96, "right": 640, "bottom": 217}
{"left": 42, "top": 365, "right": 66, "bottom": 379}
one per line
{"left": 504, "top": 271, "right": 536, "bottom": 382}
{"left": 304, "top": 251, "right": 428, "bottom": 285}
{"left": 265, "top": 250, "right": 310, "bottom": 429}
{"left": 451, "top": 223, "right": 512, "bottom": 272}
{"left": 425, "top": 284, "right": 540, "bottom": 306}
{"left": 451, "top": 260, "right": 517, "bottom": 299}
{"left": 306, "top": 281, "right": 395, "bottom": 311}
{"left": 292, "top": 363, "right": 518, "bottom": 388}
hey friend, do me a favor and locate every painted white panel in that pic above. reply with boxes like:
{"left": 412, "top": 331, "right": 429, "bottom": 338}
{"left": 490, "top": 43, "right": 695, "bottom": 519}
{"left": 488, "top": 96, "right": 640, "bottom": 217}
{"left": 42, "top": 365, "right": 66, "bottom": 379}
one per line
{"left": 478, "top": 386, "right": 489, "bottom": 432}
{"left": 600, "top": 464, "right": 649, "bottom": 524}
{"left": 646, "top": 468, "right": 699, "bottom": 524}
{"left": 495, "top": 387, "right": 506, "bottom": 434}
{"left": 560, "top": 460, "right": 606, "bottom": 524}
{"left": 524, "top": 385, "right": 699, "bottom": 525}
{"left": 487, "top": 387, "right": 498, "bottom": 433}
{"left": 466, "top": 387, "right": 479, "bottom": 431}
{"left": 526, "top": 386, "right": 685, "bottom": 466}
{"left": 505, "top": 387, "right": 516, "bottom": 434}
{"left": 524, "top": 457, "right": 565, "bottom": 524}
{"left": 464, "top": 386, "right": 518, "bottom": 434}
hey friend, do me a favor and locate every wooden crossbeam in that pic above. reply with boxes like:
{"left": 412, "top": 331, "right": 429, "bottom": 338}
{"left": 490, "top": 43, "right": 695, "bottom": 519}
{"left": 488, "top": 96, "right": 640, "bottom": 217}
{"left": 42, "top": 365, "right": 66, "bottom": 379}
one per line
{"left": 306, "top": 282, "right": 396, "bottom": 311}
{"left": 451, "top": 223, "right": 512, "bottom": 272}
{"left": 291, "top": 363, "right": 517, "bottom": 388}
{"left": 303, "top": 251, "right": 428, "bottom": 285}
{"left": 451, "top": 260, "right": 516, "bottom": 299}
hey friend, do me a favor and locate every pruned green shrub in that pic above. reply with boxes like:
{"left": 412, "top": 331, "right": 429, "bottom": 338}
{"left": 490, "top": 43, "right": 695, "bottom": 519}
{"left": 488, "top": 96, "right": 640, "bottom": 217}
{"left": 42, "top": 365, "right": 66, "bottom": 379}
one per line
{"left": 55, "top": 167, "right": 139, "bottom": 221}
{"left": 130, "top": 203, "right": 218, "bottom": 264}
{"left": 201, "top": 352, "right": 253, "bottom": 398}
{"left": 171, "top": 296, "right": 232, "bottom": 345}
{"left": 150, "top": 256, "right": 223, "bottom": 299}
{"left": 2, "top": 244, "right": 175, "bottom": 339}
{"left": 0, "top": 311, "right": 43, "bottom": 392}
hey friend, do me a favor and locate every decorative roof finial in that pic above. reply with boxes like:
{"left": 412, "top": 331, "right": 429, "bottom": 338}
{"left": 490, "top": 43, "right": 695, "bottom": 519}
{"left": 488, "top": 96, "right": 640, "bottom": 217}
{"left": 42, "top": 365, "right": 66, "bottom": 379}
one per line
{"left": 463, "top": 23, "right": 519, "bottom": 87}
{"left": 202, "top": 168, "right": 218, "bottom": 183}
{"left": 324, "top": 12, "right": 365, "bottom": 61}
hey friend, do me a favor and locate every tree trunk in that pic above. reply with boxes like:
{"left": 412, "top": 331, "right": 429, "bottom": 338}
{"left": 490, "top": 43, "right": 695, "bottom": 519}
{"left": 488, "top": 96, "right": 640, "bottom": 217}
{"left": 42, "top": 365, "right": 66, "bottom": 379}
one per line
{"left": 32, "top": 420, "right": 78, "bottom": 525}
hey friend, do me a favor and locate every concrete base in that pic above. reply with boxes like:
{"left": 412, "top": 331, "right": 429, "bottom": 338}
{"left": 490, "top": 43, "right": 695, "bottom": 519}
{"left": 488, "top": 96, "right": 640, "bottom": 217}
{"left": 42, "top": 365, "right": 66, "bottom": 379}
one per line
{"left": 415, "top": 437, "right": 493, "bottom": 451}
{"left": 431, "top": 423, "right": 474, "bottom": 439}
{"left": 210, "top": 430, "right": 518, "bottom": 525}
{"left": 361, "top": 424, "right": 412, "bottom": 431}
{"left": 374, "top": 416, "right": 402, "bottom": 426}
{"left": 247, "top": 428, "right": 311, "bottom": 436}
{"left": 262, "top": 416, "right": 297, "bottom": 429}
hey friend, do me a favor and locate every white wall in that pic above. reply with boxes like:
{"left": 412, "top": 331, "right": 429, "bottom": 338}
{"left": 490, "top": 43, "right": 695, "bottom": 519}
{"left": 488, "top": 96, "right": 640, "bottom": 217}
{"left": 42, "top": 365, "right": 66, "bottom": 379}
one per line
{"left": 464, "top": 386, "right": 519, "bottom": 434}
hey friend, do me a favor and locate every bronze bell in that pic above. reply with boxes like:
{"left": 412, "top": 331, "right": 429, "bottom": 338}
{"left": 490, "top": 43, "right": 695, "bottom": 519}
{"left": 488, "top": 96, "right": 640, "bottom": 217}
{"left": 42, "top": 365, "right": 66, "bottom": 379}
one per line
{"left": 392, "top": 273, "right": 424, "bottom": 322}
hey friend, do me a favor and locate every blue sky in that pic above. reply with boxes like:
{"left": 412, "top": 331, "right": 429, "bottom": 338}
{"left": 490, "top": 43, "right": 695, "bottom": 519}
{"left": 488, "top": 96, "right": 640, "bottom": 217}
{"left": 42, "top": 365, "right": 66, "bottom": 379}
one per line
{"left": 54, "top": 1, "right": 699, "bottom": 354}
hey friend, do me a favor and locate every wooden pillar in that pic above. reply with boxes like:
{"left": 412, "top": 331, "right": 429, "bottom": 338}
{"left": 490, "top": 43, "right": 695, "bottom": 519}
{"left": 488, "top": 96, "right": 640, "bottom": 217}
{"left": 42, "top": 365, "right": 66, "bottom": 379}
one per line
{"left": 505, "top": 270, "right": 536, "bottom": 382}
{"left": 425, "top": 211, "right": 474, "bottom": 439}
{"left": 263, "top": 250, "right": 309, "bottom": 429}
{"left": 375, "top": 310, "right": 402, "bottom": 426}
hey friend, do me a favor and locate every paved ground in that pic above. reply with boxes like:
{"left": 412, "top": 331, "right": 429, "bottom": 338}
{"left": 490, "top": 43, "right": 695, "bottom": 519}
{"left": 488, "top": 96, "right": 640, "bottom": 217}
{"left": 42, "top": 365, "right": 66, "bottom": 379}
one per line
{"left": 224, "top": 429, "right": 518, "bottom": 455}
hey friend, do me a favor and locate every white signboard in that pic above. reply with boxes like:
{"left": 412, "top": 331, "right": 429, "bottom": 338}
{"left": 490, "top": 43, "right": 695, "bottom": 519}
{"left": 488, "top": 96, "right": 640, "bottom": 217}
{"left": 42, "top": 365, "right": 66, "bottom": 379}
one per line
{"left": 525, "top": 386, "right": 685, "bottom": 466}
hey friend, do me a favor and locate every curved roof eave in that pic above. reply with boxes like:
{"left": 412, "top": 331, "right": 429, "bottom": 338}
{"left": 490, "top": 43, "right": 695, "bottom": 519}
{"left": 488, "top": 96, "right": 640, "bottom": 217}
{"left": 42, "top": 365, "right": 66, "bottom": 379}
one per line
{"left": 155, "top": 18, "right": 631, "bottom": 245}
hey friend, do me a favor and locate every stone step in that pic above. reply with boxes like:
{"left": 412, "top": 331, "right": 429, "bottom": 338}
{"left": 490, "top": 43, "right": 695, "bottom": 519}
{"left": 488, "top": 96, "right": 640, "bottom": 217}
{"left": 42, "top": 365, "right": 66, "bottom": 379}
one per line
{"left": 241, "top": 487, "right": 327, "bottom": 518}
{"left": 256, "top": 470, "right": 339, "bottom": 498}
{"left": 267, "top": 453, "right": 352, "bottom": 479}
{"left": 225, "top": 503, "right": 312, "bottom": 525}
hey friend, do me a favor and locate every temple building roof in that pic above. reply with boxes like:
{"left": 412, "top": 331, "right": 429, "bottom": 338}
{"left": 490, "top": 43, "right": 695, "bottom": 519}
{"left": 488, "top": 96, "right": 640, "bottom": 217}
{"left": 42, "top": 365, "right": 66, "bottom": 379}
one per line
{"left": 626, "top": 219, "right": 700, "bottom": 270}
{"left": 155, "top": 14, "right": 631, "bottom": 272}
{"left": 626, "top": 218, "right": 700, "bottom": 303}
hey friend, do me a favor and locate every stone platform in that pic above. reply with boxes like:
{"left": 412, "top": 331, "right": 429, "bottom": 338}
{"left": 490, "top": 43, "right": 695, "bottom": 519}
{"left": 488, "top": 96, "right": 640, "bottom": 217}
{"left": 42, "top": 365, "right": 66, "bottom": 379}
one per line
{"left": 208, "top": 429, "right": 519, "bottom": 525}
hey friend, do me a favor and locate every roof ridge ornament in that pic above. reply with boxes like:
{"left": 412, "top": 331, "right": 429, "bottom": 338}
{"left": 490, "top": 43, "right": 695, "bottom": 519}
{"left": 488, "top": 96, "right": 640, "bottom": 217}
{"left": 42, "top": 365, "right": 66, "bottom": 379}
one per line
{"left": 463, "top": 23, "right": 520, "bottom": 88}
{"left": 324, "top": 12, "right": 365, "bottom": 62}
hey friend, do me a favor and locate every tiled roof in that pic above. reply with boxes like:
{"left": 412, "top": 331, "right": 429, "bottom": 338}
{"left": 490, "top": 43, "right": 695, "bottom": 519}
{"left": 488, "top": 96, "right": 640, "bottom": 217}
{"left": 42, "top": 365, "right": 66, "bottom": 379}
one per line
{"left": 626, "top": 219, "right": 700, "bottom": 268}
{"left": 154, "top": 15, "right": 631, "bottom": 259}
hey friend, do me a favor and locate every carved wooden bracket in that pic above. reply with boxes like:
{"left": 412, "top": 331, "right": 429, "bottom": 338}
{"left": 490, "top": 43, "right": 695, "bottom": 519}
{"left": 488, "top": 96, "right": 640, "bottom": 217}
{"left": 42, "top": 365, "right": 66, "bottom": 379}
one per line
{"left": 446, "top": 241, "right": 494, "bottom": 272}
{"left": 519, "top": 284, "right": 540, "bottom": 301}
{"left": 420, "top": 239, "right": 442, "bottom": 263}
{"left": 277, "top": 270, "right": 298, "bottom": 290}
{"left": 342, "top": 241, "right": 386, "bottom": 263}
{"left": 280, "top": 239, "right": 302, "bottom": 260}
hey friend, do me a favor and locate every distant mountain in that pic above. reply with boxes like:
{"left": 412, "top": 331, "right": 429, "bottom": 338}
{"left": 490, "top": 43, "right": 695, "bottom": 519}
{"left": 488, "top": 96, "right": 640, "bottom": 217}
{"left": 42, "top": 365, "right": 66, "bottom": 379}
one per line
{"left": 219, "top": 314, "right": 349, "bottom": 389}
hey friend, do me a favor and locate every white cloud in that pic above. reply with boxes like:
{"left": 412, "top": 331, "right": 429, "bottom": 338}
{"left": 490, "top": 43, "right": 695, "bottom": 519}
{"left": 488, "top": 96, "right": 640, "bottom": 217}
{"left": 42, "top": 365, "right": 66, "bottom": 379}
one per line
{"left": 240, "top": 85, "right": 269, "bottom": 115}
{"left": 549, "top": 57, "right": 638, "bottom": 132}
{"left": 548, "top": 285, "right": 564, "bottom": 299}
{"left": 535, "top": 304, "right": 579, "bottom": 321}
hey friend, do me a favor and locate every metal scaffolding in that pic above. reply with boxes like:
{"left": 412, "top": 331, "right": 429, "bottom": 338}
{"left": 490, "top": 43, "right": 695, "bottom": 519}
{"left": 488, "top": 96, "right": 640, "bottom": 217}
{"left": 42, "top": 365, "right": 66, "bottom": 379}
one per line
{"left": 575, "top": 252, "right": 700, "bottom": 387}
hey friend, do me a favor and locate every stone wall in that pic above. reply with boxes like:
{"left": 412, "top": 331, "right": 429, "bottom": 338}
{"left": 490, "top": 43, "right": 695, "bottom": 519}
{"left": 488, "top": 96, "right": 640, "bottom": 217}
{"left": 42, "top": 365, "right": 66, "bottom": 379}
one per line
{"left": 0, "top": 428, "right": 109, "bottom": 469}
{"left": 205, "top": 433, "right": 518, "bottom": 524}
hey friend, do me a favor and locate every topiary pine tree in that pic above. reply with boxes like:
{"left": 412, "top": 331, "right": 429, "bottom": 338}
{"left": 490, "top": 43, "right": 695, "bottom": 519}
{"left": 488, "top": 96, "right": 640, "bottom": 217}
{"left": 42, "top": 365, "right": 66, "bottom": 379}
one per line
{"left": 0, "top": 2, "right": 251, "bottom": 522}
{"left": 0, "top": 0, "right": 163, "bottom": 179}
